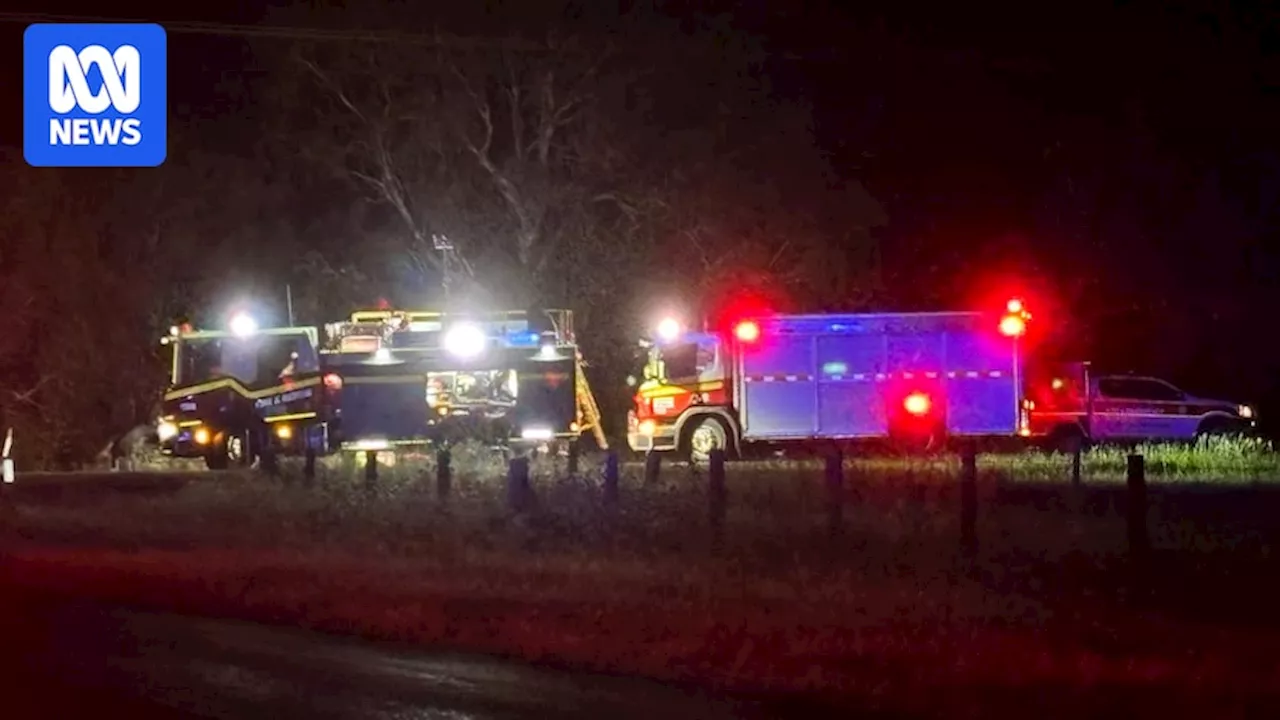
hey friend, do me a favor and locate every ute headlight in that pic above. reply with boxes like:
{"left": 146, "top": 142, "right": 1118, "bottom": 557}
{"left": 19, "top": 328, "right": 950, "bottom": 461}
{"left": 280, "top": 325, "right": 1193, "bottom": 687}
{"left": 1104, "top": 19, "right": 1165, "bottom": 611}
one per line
{"left": 156, "top": 419, "right": 177, "bottom": 442}
{"left": 442, "top": 322, "right": 487, "bottom": 358}
{"left": 1239, "top": 405, "right": 1254, "bottom": 419}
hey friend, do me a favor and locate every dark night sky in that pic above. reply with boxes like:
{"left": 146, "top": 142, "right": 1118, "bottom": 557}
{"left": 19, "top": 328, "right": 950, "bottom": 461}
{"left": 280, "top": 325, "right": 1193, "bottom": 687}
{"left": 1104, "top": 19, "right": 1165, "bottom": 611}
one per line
{"left": 5, "top": 1, "right": 1280, "bottom": 418}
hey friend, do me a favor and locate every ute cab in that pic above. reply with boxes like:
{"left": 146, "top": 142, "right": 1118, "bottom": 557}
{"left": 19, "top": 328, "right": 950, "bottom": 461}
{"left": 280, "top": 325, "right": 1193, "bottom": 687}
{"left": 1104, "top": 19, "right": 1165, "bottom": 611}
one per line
{"left": 156, "top": 314, "right": 332, "bottom": 469}
{"left": 1027, "top": 365, "right": 1256, "bottom": 448}
{"left": 629, "top": 300, "right": 1036, "bottom": 460}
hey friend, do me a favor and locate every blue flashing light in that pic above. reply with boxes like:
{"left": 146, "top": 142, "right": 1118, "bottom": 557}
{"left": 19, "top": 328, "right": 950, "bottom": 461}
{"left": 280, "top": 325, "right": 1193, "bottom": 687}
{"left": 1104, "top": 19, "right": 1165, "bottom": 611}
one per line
{"left": 506, "top": 331, "right": 540, "bottom": 347}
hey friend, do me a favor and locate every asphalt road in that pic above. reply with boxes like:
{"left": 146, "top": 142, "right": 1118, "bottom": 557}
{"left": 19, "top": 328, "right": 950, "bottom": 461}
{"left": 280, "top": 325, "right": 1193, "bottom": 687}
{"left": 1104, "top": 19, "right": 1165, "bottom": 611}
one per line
{"left": 0, "top": 587, "right": 758, "bottom": 720}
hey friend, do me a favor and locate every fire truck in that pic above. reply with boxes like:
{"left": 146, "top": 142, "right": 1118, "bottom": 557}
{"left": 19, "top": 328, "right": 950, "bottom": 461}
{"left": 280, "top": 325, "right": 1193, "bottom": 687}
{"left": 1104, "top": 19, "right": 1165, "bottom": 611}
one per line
{"left": 317, "top": 307, "right": 606, "bottom": 456}
{"left": 158, "top": 307, "right": 607, "bottom": 468}
{"left": 627, "top": 299, "right": 1035, "bottom": 460}
{"left": 156, "top": 313, "right": 332, "bottom": 469}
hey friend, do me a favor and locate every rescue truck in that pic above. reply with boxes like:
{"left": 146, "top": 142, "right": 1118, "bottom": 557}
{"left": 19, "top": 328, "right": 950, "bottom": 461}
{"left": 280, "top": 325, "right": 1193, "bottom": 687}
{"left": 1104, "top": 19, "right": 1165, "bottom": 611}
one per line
{"left": 628, "top": 299, "right": 1036, "bottom": 460}
{"left": 1026, "top": 363, "right": 1256, "bottom": 448}
{"left": 156, "top": 313, "right": 333, "bottom": 469}
{"left": 317, "top": 307, "right": 607, "bottom": 457}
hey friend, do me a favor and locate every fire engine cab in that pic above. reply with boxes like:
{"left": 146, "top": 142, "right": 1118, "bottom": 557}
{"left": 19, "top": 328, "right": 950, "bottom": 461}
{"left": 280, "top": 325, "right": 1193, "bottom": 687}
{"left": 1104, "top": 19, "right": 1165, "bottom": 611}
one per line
{"left": 627, "top": 299, "right": 1035, "bottom": 460}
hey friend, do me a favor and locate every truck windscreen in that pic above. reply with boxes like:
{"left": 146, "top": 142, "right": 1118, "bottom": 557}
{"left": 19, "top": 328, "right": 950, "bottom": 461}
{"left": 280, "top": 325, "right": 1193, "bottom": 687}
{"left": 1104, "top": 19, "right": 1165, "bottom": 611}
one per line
{"left": 175, "top": 334, "right": 318, "bottom": 388}
{"left": 661, "top": 343, "right": 698, "bottom": 380}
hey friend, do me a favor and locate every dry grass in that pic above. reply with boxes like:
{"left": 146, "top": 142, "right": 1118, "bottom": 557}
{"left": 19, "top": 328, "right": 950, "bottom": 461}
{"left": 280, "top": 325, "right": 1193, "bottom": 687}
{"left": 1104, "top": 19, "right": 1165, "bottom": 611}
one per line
{"left": 3, "top": 441, "right": 1280, "bottom": 715}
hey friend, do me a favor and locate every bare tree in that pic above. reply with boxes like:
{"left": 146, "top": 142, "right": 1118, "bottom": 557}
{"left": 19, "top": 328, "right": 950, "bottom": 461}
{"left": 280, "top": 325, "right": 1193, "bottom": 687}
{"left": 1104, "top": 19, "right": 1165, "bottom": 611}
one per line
{"left": 275, "top": 18, "right": 671, "bottom": 309}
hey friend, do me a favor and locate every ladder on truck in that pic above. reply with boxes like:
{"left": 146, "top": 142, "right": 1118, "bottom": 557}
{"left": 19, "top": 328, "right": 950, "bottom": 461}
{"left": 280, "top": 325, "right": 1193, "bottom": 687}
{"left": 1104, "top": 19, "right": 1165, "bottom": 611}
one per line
{"left": 574, "top": 350, "right": 608, "bottom": 449}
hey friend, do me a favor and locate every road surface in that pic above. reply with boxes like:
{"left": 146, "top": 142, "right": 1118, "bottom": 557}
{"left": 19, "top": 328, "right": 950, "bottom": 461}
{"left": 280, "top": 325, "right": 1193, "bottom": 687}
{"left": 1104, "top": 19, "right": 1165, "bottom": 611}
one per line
{"left": 0, "top": 587, "right": 762, "bottom": 719}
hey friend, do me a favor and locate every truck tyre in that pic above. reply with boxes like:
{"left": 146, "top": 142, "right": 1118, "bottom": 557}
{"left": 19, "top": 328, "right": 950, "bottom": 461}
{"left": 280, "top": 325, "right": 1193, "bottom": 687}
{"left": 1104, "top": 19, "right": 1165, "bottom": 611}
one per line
{"left": 1046, "top": 423, "right": 1086, "bottom": 454}
{"left": 889, "top": 431, "right": 943, "bottom": 457}
{"left": 683, "top": 416, "right": 733, "bottom": 464}
{"left": 206, "top": 430, "right": 252, "bottom": 471}
{"left": 1195, "top": 418, "right": 1236, "bottom": 440}
{"left": 205, "top": 441, "right": 229, "bottom": 471}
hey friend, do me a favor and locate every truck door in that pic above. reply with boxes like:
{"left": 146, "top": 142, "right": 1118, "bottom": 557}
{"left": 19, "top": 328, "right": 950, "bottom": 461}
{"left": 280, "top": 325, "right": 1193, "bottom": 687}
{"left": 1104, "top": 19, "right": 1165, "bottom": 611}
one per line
{"left": 1093, "top": 377, "right": 1190, "bottom": 440}
{"left": 650, "top": 334, "right": 721, "bottom": 418}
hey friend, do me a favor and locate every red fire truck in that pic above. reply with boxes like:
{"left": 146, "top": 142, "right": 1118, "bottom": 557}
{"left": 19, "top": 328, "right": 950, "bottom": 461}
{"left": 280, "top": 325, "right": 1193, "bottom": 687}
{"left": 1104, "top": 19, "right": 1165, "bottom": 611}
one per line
{"left": 626, "top": 299, "right": 1035, "bottom": 460}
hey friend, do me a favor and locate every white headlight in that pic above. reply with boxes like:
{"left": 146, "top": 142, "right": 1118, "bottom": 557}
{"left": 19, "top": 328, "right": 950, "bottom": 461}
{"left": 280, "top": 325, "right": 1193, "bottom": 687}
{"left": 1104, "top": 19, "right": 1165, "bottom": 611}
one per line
{"left": 442, "top": 323, "right": 487, "bottom": 358}
{"left": 1240, "top": 405, "right": 1254, "bottom": 419}
{"left": 156, "top": 420, "right": 177, "bottom": 442}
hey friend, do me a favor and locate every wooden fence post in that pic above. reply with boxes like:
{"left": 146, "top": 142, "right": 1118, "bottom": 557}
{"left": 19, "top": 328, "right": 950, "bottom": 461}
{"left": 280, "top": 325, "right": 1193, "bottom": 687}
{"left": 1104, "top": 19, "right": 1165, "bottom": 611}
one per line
{"left": 303, "top": 448, "right": 316, "bottom": 486}
{"left": 436, "top": 447, "right": 452, "bottom": 505}
{"left": 364, "top": 450, "right": 377, "bottom": 488}
{"left": 1127, "top": 454, "right": 1149, "bottom": 558}
{"left": 567, "top": 441, "right": 580, "bottom": 476}
{"left": 825, "top": 447, "right": 844, "bottom": 537}
{"left": 708, "top": 449, "right": 727, "bottom": 550}
{"left": 603, "top": 451, "right": 619, "bottom": 508}
{"left": 960, "top": 442, "right": 977, "bottom": 554}
{"left": 507, "top": 456, "right": 531, "bottom": 512}
{"left": 644, "top": 450, "right": 661, "bottom": 485}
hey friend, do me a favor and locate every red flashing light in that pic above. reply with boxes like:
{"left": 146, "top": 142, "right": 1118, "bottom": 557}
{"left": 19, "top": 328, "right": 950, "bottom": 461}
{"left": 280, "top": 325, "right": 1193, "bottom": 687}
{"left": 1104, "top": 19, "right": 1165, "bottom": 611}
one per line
{"left": 1006, "top": 298, "right": 1024, "bottom": 314}
{"left": 323, "top": 373, "right": 343, "bottom": 391}
{"left": 903, "top": 392, "right": 931, "bottom": 416}
{"left": 999, "top": 314, "right": 1026, "bottom": 337}
{"left": 734, "top": 320, "right": 760, "bottom": 343}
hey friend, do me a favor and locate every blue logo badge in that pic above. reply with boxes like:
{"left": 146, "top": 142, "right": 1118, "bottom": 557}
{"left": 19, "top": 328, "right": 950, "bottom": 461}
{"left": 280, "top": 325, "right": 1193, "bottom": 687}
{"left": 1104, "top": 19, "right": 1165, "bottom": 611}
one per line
{"left": 23, "top": 23, "right": 167, "bottom": 167}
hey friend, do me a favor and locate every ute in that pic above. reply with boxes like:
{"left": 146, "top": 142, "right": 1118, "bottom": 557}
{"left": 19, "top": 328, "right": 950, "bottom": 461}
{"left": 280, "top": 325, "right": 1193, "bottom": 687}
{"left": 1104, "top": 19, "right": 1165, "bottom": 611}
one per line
{"left": 318, "top": 307, "right": 607, "bottom": 456}
{"left": 1025, "top": 362, "right": 1257, "bottom": 449}
{"left": 627, "top": 299, "right": 1034, "bottom": 460}
{"left": 156, "top": 313, "right": 335, "bottom": 469}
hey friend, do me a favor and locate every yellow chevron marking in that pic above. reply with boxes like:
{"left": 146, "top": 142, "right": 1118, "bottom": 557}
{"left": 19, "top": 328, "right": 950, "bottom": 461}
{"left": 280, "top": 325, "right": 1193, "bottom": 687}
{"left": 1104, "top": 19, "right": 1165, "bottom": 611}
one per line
{"left": 164, "top": 375, "right": 321, "bottom": 402}
{"left": 264, "top": 412, "right": 318, "bottom": 423}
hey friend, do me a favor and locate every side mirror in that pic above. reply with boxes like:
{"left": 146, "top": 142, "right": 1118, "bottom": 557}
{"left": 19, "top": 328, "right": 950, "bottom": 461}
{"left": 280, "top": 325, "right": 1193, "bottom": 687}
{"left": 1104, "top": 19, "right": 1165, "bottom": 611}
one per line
{"left": 626, "top": 375, "right": 637, "bottom": 387}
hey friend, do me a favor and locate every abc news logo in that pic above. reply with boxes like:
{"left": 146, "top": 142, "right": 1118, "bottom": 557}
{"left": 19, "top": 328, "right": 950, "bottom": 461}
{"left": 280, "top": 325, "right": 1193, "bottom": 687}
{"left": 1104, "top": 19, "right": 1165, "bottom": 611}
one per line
{"left": 48, "top": 44, "right": 144, "bottom": 146}
{"left": 24, "top": 23, "right": 167, "bottom": 167}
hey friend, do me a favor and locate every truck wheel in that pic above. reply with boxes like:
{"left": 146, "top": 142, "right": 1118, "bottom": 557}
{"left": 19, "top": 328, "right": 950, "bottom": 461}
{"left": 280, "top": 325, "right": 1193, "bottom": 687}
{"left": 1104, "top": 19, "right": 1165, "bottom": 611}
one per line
{"left": 206, "top": 430, "right": 253, "bottom": 471}
{"left": 227, "top": 432, "right": 250, "bottom": 465}
{"left": 889, "top": 431, "right": 942, "bottom": 457}
{"left": 204, "top": 450, "right": 228, "bottom": 471}
{"left": 684, "top": 416, "right": 733, "bottom": 464}
{"left": 1046, "top": 423, "right": 1086, "bottom": 454}
{"left": 1195, "top": 418, "right": 1237, "bottom": 440}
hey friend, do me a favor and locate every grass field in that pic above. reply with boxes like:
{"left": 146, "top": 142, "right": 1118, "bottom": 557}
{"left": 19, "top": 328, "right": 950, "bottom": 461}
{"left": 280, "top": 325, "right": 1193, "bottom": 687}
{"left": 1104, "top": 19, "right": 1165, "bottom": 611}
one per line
{"left": 3, "top": 437, "right": 1280, "bottom": 716}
